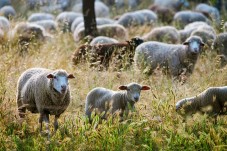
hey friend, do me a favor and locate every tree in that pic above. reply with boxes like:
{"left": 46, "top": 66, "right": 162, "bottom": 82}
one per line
{"left": 82, "top": 0, "right": 98, "bottom": 37}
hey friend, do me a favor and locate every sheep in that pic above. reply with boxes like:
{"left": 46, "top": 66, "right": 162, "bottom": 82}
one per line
{"left": 73, "top": 24, "right": 128, "bottom": 42}
{"left": 195, "top": 3, "right": 220, "bottom": 25}
{"left": 117, "top": 9, "right": 157, "bottom": 28}
{"left": 90, "top": 36, "right": 119, "bottom": 46}
{"left": 212, "top": 32, "right": 227, "bottom": 68}
{"left": 173, "top": 11, "right": 210, "bottom": 29}
{"left": 85, "top": 82, "right": 150, "bottom": 121}
{"left": 142, "top": 26, "right": 180, "bottom": 44}
{"left": 153, "top": 0, "right": 189, "bottom": 11}
{"left": 72, "top": 37, "right": 144, "bottom": 71}
{"left": 16, "top": 68, "right": 75, "bottom": 134}
{"left": 0, "top": 16, "right": 10, "bottom": 32}
{"left": 0, "top": 5, "right": 16, "bottom": 19}
{"left": 176, "top": 86, "right": 227, "bottom": 115}
{"left": 72, "top": 1, "right": 109, "bottom": 18}
{"left": 28, "top": 13, "right": 55, "bottom": 22}
{"left": 70, "top": 17, "right": 83, "bottom": 33}
{"left": 56, "top": 12, "right": 82, "bottom": 32}
{"left": 33, "top": 20, "right": 58, "bottom": 34}
{"left": 134, "top": 36, "right": 205, "bottom": 79}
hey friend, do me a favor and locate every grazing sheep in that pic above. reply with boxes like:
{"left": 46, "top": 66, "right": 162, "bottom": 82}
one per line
{"left": 154, "top": 0, "right": 189, "bottom": 11}
{"left": 0, "top": 5, "right": 16, "bottom": 19}
{"left": 212, "top": 32, "right": 227, "bottom": 68}
{"left": 143, "top": 26, "right": 180, "bottom": 44}
{"left": 173, "top": 11, "right": 210, "bottom": 29}
{"left": 176, "top": 86, "right": 227, "bottom": 115}
{"left": 72, "top": 37, "right": 144, "bottom": 71}
{"left": 90, "top": 36, "right": 118, "bottom": 45}
{"left": 56, "top": 12, "right": 82, "bottom": 32}
{"left": 28, "top": 13, "right": 55, "bottom": 22}
{"left": 70, "top": 17, "right": 83, "bottom": 33}
{"left": 17, "top": 68, "right": 75, "bottom": 134}
{"left": 33, "top": 20, "right": 58, "bottom": 33}
{"left": 117, "top": 9, "right": 157, "bottom": 28}
{"left": 134, "top": 36, "right": 205, "bottom": 78}
{"left": 85, "top": 82, "right": 150, "bottom": 121}
{"left": 73, "top": 24, "right": 128, "bottom": 42}
{"left": 195, "top": 3, "right": 220, "bottom": 25}
{"left": 72, "top": 1, "right": 109, "bottom": 18}
{"left": 149, "top": 4, "right": 175, "bottom": 24}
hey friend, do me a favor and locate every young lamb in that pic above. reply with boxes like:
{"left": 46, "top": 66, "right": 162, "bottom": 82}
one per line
{"left": 72, "top": 37, "right": 144, "bottom": 71}
{"left": 143, "top": 26, "right": 180, "bottom": 44}
{"left": 176, "top": 86, "right": 227, "bottom": 115}
{"left": 16, "top": 68, "right": 75, "bottom": 134}
{"left": 134, "top": 35, "right": 205, "bottom": 79}
{"left": 85, "top": 82, "right": 150, "bottom": 121}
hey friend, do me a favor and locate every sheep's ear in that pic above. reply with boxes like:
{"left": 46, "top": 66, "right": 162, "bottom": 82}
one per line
{"left": 47, "top": 74, "right": 54, "bottom": 79}
{"left": 118, "top": 85, "right": 128, "bottom": 90}
{"left": 200, "top": 42, "right": 205, "bottom": 47}
{"left": 68, "top": 74, "right": 75, "bottom": 79}
{"left": 183, "top": 41, "right": 189, "bottom": 45}
{"left": 141, "top": 86, "right": 150, "bottom": 90}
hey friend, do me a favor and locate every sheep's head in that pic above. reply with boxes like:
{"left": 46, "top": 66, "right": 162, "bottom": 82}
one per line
{"left": 183, "top": 35, "right": 205, "bottom": 55}
{"left": 119, "top": 82, "right": 150, "bottom": 103}
{"left": 47, "top": 70, "right": 75, "bottom": 95}
{"left": 128, "top": 37, "right": 144, "bottom": 47}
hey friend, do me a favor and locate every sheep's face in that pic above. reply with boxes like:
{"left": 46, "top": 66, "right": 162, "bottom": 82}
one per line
{"left": 119, "top": 83, "right": 150, "bottom": 102}
{"left": 129, "top": 37, "right": 144, "bottom": 47}
{"left": 47, "top": 71, "right": 75, "bottom": 95}
{"left": 183, "top": 36, "right": 205, "bottom": 55}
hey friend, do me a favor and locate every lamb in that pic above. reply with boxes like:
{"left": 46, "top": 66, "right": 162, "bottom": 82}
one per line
{"left": 143, "top": 26, "right": 180, "bottom": 44}
{"left": 0, "top": 5, "right": 16, "bottom": 19}
{"left": 28, "top": 13, "right": 55, "bottom": 22}
{"left": 73, "top": 24, "right": 128, "bottom": 42}
{"left": 72, "top": 37, "right": 144, "bottom": 71}
{"left": 176, "top": 86, "right": 227, "bottom": 115}
{"left": 173, "top": 11, "right": 210, "bottom": 29}
{"left": 134, "top": 36, "right": 205, "bottom": 79}
{"left": 16, "top": 68, "right": 75, "bottom": 134}
{"left": 85, "top": 82, "right": 150, "bottom": 121}
{"left": 56, "top": 12, "right": 82, "bottom": 32}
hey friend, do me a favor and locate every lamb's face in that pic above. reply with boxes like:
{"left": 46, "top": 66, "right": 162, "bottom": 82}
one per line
{"left": 47, "top": 70, "right": 75, "bottom": 95}
{"left": 119, "top": 83, "right": 150, "bottom": 102}
{"left": 183, "top": 36, "right": 205, "bottom": 55}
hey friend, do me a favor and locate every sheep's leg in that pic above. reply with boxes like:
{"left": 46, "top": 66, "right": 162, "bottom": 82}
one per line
{"left": 39, "top": 113, "right": 50, "bottom": 137}
{"left": 17, "top": 98, "right": 26, "bottom": 118}
{"left": 54, "top": 115, "right": 60, "bottom": 132}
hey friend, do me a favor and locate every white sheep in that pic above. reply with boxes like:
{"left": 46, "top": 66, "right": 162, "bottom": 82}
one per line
{"left": 143, "top": 26, "right": 180, "bottom": 44}
{"left": 28, "top": 13, "right": 55, "bottom": 22}
{"left": 90, "top": 36, "right": 119, "bottom": 45}
{"left": 73, "top": 24, "right": 128, "bottom": 42}
{"left": 17, "top": 68, "right": 75, "bottom": 134}
{"left": 33, "top": 20, "right": 58, "bottom": 34}
{"left": 176, "top": 86, "right": 227, "bottom": 115}
{"left": 134, "top": 35, "right": 205, "bottom": 78}
{"left": 70, "top": 17, "right": 83, "bottom": 33}
{"left": 173, "top": 11, "right": 210, "bottom": 29}
{"left": 154, "top": 0, "right": 189, "bottom": 11}
{"left": 85, "top": 82, "right": 150, "bottom": 121}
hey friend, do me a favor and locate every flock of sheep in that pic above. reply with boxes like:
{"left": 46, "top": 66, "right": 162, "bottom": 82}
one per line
{"left": 1, "top": 0, "right": 227, "bottom": 135}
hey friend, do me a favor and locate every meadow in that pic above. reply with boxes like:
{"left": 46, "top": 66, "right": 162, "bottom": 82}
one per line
{"left": 0, "top": 1, "right": 227, "bottom": 151}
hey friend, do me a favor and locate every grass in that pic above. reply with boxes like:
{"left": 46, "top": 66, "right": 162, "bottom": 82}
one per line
{"left": 0, "top": 1, "right": 227, "bottom": 151}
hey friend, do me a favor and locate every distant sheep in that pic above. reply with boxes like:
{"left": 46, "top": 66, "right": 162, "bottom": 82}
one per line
{"left": 28, "top": 13, "right": 55, "bottom": 22}
{"left": 73, "top": 24, "right": 128, "bottom": 42}
{"left": 0, "top": 5, "right": 16, "bottom": 19}
{"left": 90, "top": 36, "right": 118, "bottom": 45}
{"left": 70, "top": 17, "right": 83, "bottom": 33}
{"left": 33, "top": 20, "right": 58, "bottom": 33}
{"left": 72, "top": 1, "right": 109, "bottom": 18}
{"left": 195, "top": 3, "right": 220, "bottom": 25}
{"left": 72, "top": 37, "right": 143, "bottom": 71}
{"left": 134, "top": 36, "right": 205, "bottom": 79}
{"left": 154, "top": 0, "right": 189, "bottom": 11}
{"left": 176, "top": 86, "right": 227, "bottom": 115}
{"left": 143, "top": 26, "right": 180, "bottom": 44}
{"left": 56, "top": 11, "right": 82, "bottom": 32}
{"left": 85, "top": 82, "right": 150, "bottom": 121}
{"left": 173, "top": 11, "right": 210, "bottom": 29}
{"left": 17, "top": 68, "right": 75, "bottom": 134}
{"left": 117, "top": 9, "right": 157, "bottom": 27}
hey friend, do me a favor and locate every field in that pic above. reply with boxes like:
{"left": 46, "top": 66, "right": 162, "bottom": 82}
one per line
{"left": 0, "top": 1, "right": 227, "bottom": 151}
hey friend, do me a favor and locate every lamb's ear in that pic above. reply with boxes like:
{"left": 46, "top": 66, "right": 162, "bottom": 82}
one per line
{"left": 119, "top": 85, "right": 128, "bottom": 90}
{"left": 183, "top": 41, "right": 189, "bottom": 45}
{"left": 67, "top": 74, "right": 75, "bottom": 79}
{"left": 141, "top": 86, "right": 150, "bottom": 90}
{"left": 47, "top": 74, "right": 54, "bottom": 79}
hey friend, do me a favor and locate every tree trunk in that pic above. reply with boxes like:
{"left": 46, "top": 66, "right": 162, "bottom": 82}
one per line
{"left": 82, "top": 0, "right": 98, "bottom": 37}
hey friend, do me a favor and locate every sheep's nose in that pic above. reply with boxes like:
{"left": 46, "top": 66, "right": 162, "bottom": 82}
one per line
{"left": 134, "top": 96, "right": 139, "bottom": 101}
{"left": 194, "top": 48, "right": 199, "bottom": 53}
{"left": 61, "top": 85, "right": 66, "bottom": 92}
